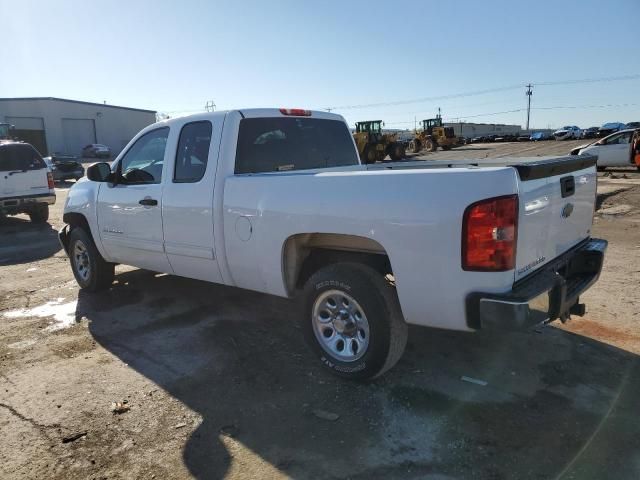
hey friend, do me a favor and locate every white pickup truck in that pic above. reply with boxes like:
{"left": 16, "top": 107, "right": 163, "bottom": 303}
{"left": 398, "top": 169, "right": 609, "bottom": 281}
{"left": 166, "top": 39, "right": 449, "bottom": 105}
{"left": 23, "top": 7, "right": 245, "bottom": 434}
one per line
{"left": 59, "top": 108, "right": 607, "bottom": 379}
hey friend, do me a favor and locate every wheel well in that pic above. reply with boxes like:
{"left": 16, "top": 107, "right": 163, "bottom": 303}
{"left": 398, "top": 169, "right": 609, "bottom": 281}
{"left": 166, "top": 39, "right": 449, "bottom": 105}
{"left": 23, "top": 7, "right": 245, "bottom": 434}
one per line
{"left": 282, "top": 233, "right": 392, "bottom": 295}
{"left": 63, "top": 212, "right": 90, "bottom": 232}
{"left": 61, "top": 212, "right": 93, "bottom": 250}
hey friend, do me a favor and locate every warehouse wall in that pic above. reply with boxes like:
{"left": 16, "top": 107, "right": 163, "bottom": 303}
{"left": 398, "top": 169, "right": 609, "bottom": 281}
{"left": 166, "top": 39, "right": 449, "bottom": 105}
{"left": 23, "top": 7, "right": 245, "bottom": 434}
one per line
{"left": 0, "top": 98, "right": 156, "bottom": 156}
{"left": 445, "top": 122, "right": 523, "bottom": 138}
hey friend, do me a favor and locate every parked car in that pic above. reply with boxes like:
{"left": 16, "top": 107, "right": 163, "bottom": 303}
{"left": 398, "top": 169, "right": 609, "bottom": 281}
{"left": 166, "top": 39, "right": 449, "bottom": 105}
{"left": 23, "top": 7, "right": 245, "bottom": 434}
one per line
{"left": 624, "top": 121, "right": 640, "bottom": 130}
{"left": 470, "top": 134, "right": 499, "bottom": 143}
{"left": 43, "top": 154, "right": 85, "bottom": 182}
{"left": 494, "top": 133, "right": 519, "bottom": 142}
{"left": 573, "top": 128, "right": 637, "bottom": 170}
{"left": 81, "top": 144, "right": 111, "bottom": 158}
{"left": 553, "top": 126, "right": 582, "bottom": 140}
{"left": 530, "top": 132, "right": 553, "bottom": 141}
{"left": 0, "top": 141, "right": 55, "bottom": 222}
{"left": 597, "top": 122, "right": 626, "bottom": 137}
{"left": 59, "top": 108, "right": 606, "bottom": 380}
{"left": 581, "top": 127, "right": 599, "bottom": 139}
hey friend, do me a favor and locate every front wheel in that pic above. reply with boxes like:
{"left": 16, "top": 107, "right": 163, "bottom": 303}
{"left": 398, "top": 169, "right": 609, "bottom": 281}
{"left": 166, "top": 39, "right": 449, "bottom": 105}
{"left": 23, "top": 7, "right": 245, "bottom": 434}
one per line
{"left": 300, "top": 263, "right": 408, "bottom": 380}
{"left": 68, "top": 227, "right": 115, "bottom": 291}
{"left": 424, "top": 138, "right": 436, "bottom": 152}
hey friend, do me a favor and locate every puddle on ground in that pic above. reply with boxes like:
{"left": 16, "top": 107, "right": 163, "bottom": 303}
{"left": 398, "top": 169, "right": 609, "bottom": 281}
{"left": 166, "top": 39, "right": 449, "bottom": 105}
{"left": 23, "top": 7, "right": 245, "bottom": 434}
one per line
{"left": 3, "top": 297, "right": 78, "bottom": 331}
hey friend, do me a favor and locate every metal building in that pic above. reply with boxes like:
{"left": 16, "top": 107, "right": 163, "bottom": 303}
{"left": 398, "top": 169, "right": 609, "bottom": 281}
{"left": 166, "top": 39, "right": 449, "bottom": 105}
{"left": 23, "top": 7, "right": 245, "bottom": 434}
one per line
{"left": 444, "top": 122, "right": 523, "bottom": 139}
{"left": 0, "top": 97, "right": 156, "bottom": 156}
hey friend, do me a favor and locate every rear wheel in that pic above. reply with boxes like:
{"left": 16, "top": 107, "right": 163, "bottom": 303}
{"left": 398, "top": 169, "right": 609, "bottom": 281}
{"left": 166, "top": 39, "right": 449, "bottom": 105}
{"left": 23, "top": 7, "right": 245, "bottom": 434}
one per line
{"left": 409, "top": 140, "right": 421, "bottom": 153}
{"left": 68, "top": 227, "right": 114, "bottom": 291}
{"left": 28, "top": 205, "right": 49, "bottom": 224}
{"left": 300, "top": 263, "right": 408, "bottom": 380}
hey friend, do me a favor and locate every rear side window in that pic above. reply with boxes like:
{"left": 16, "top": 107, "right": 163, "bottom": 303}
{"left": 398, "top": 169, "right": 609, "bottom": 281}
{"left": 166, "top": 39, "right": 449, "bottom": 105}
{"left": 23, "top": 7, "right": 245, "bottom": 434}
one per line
{"left": 235, "top": 117, "right": 358, "bottom": 174}
{"left": 174, "top": 121, "right": 212, "bottom": 183}
{"left": 0, "top": 144, "right": 46, "bottom": 172}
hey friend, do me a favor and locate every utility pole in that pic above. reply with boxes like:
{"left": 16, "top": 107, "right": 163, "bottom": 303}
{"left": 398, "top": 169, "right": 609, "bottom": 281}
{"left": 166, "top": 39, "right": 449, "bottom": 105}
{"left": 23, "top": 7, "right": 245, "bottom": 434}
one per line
{"left": 525, "top": 84, "right": 533, "bottom": 131}
{"left": 204, "top": 100, "right": 216, "bottom": 112}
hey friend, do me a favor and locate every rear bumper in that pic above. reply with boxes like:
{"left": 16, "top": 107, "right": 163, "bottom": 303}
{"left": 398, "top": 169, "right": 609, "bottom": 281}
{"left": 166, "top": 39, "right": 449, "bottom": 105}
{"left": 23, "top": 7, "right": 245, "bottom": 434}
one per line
{"left": 467, "top": 238, "right": 607, "bottom": 330}
{"left": 0, "top": 193, "right": 56, "bottom": 211}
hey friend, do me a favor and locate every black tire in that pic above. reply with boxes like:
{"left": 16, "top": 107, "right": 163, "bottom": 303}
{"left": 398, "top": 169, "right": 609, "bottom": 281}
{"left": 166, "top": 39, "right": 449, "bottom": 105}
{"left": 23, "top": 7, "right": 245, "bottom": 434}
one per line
{"left": 300, "top": 263, "right": 408, "bottom": 380}
{"left": 410, "top": 139, "right": 421, "bottom": 154}
{"left": 387, "top": 142, "right": 405, "bottom": 162}
{"left": 28, "top": 205, "right": 49, "bottom": 224}
{"left": 441, "top": 145, "right": 452, "bottom": 151}
{"left": 363, "top": 146, "right": 376, "bottom": 164}
{"left": 68, "top": 227, "right": 114, "bottom": 292}
{"left": 424, "top": 138, "right": 436, "bottom": 152}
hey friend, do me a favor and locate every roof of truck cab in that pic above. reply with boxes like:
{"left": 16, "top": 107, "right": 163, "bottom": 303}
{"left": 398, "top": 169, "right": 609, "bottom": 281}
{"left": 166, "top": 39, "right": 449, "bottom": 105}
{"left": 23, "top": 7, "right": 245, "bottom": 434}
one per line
{"left": 166, "top": 108, "right": 345, "bottom": 123}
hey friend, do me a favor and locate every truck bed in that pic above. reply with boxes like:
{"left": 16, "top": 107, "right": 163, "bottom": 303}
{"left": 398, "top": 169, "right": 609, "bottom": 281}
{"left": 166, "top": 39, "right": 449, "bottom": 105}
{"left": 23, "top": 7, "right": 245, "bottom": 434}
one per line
{"left": 367, "top": 154, "right": 597, "bottom": 180}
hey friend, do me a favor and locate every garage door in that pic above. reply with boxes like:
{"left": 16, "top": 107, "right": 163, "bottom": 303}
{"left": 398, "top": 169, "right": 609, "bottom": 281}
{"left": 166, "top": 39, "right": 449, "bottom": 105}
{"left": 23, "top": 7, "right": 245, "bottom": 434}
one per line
{"left": 62, "top": 118, "right": 96, "bottom": 156}
{"left": 4, "top": 116, "right": 48, "bottom": 155}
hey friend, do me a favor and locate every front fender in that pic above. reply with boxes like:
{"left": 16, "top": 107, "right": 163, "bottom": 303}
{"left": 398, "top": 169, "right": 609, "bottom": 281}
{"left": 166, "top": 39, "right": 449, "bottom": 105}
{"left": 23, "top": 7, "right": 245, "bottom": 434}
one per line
{"left": 63, "top": 180, "right": 111, "bottom": 261}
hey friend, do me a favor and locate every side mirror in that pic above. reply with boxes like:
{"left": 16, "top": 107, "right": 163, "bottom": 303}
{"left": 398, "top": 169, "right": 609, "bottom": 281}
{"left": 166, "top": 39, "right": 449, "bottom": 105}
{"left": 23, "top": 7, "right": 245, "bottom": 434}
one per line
{"left": 87, "top": 162, "right": 113, "bottom": 182}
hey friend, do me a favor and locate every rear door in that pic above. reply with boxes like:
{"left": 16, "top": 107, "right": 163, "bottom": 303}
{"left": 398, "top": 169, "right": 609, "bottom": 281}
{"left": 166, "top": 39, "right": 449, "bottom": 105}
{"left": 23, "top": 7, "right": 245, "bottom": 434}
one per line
{"left": 161, "top": 118, "right": 224, "bottom": 283}
{"left": 96, "top": 127, "right": 172, "bottom": 272}
{"left": 514, "top": 158, "right": 597, "bottom": 281}
{"left": 0, "top": 143, "right": 50, "bottom": 197}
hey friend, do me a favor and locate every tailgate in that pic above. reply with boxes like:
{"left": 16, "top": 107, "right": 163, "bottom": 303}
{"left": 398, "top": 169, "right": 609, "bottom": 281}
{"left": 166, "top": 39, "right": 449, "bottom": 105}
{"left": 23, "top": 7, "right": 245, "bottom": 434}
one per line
{"left": 513, "top": 156, "right": 597, "bottom": 281}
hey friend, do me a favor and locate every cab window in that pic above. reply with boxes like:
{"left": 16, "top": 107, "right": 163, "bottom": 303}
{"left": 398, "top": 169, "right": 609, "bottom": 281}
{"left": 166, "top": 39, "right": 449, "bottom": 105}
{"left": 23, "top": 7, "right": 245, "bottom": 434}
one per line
{"left": 117, "top": 127, "right": 169, "bottom": 184}
{"left": 174, "top": 121, "right": 212, "bottom": 183}
{"left": 235, "top": 117, "right": 358, "bottom": 174}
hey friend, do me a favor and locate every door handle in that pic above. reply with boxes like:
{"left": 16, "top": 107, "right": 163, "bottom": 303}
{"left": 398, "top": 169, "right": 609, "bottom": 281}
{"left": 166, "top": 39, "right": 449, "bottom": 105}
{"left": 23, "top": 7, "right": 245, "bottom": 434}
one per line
{"left": 139, "top": 198, "right": 158, "bottom": 206}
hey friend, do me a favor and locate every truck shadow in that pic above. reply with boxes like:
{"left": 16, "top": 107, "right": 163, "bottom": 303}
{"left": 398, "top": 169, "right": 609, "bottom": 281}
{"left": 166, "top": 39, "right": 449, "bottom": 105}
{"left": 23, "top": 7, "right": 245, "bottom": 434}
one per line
{"left": 0, "top": 216, "right": 61, "bottom": 265}
{"left": 79, "top": 269, "right": 640, "bottom": 480}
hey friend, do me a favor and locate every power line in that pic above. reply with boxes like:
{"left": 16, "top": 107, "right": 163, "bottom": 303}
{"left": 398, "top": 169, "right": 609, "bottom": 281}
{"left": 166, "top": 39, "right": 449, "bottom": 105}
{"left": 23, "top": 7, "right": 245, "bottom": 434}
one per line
{"left": 533, "top": 74, "right": 640, "bottom": 87}
{"left": 329, "top": 74, "right": 639, "bottom": 112}
{"left": 330, "top": 85, "right": 523, "bottom": 111}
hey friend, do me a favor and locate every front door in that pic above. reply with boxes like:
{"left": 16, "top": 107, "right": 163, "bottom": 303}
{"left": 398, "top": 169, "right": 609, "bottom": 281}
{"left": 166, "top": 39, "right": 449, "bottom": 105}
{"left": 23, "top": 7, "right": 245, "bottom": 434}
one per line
{"left": 97, "top": 127, "right": 172, "bottom": 273}
{"left": 599, "top": 131, "right": 633, "bottom": 167}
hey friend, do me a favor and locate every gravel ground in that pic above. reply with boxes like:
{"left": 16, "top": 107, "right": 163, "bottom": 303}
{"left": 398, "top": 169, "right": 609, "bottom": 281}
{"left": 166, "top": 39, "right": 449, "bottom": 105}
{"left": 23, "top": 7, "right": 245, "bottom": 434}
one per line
{"left": 1, "top": 145, "right": 639, "bottom": 479}
{"left": 412, "top": 139, "right": 591, "bottom": 161}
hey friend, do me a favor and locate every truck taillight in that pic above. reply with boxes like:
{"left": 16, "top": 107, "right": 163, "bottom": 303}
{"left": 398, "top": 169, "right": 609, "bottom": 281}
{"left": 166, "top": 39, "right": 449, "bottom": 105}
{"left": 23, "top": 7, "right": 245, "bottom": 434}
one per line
{"left": 279, "top": 108, "right": 311, "bottom": 116}
{"left": 462, "top": 195, "right": 518, "bottom": 271}
{"left": 47, "top": 171, "right": 55, "bottom": 189}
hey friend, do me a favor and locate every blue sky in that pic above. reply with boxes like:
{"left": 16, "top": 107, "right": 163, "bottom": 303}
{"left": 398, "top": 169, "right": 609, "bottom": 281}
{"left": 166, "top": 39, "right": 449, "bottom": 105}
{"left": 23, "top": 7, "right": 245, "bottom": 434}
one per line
{"left": 2, "top": 0, "right": 638, "bottom": 129}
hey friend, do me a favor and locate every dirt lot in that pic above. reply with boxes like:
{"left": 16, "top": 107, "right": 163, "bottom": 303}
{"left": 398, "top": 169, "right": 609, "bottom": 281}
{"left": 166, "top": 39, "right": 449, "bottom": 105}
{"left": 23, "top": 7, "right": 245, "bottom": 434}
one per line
{"left": 412, "top": 138, "right": 589, "bottom": 161}
{"left": 1, "top": 143, "right": 639, "bottom": 479}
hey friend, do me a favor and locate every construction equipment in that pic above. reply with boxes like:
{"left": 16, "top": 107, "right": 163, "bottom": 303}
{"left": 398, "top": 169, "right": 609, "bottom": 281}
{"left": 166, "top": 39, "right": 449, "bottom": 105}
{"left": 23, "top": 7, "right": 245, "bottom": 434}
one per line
{"left": 408, "top": 112, "right": 458, "bottom": 153}
{"left": 353, "top": 120, "right": 406, "bottom": 163}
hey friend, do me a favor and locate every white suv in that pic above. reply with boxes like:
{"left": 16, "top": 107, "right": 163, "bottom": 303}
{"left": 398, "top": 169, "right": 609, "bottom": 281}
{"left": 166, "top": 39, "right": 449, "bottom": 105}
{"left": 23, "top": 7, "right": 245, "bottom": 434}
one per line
{"left": 0, "top": 141, "right": 56, "bottom": 223}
